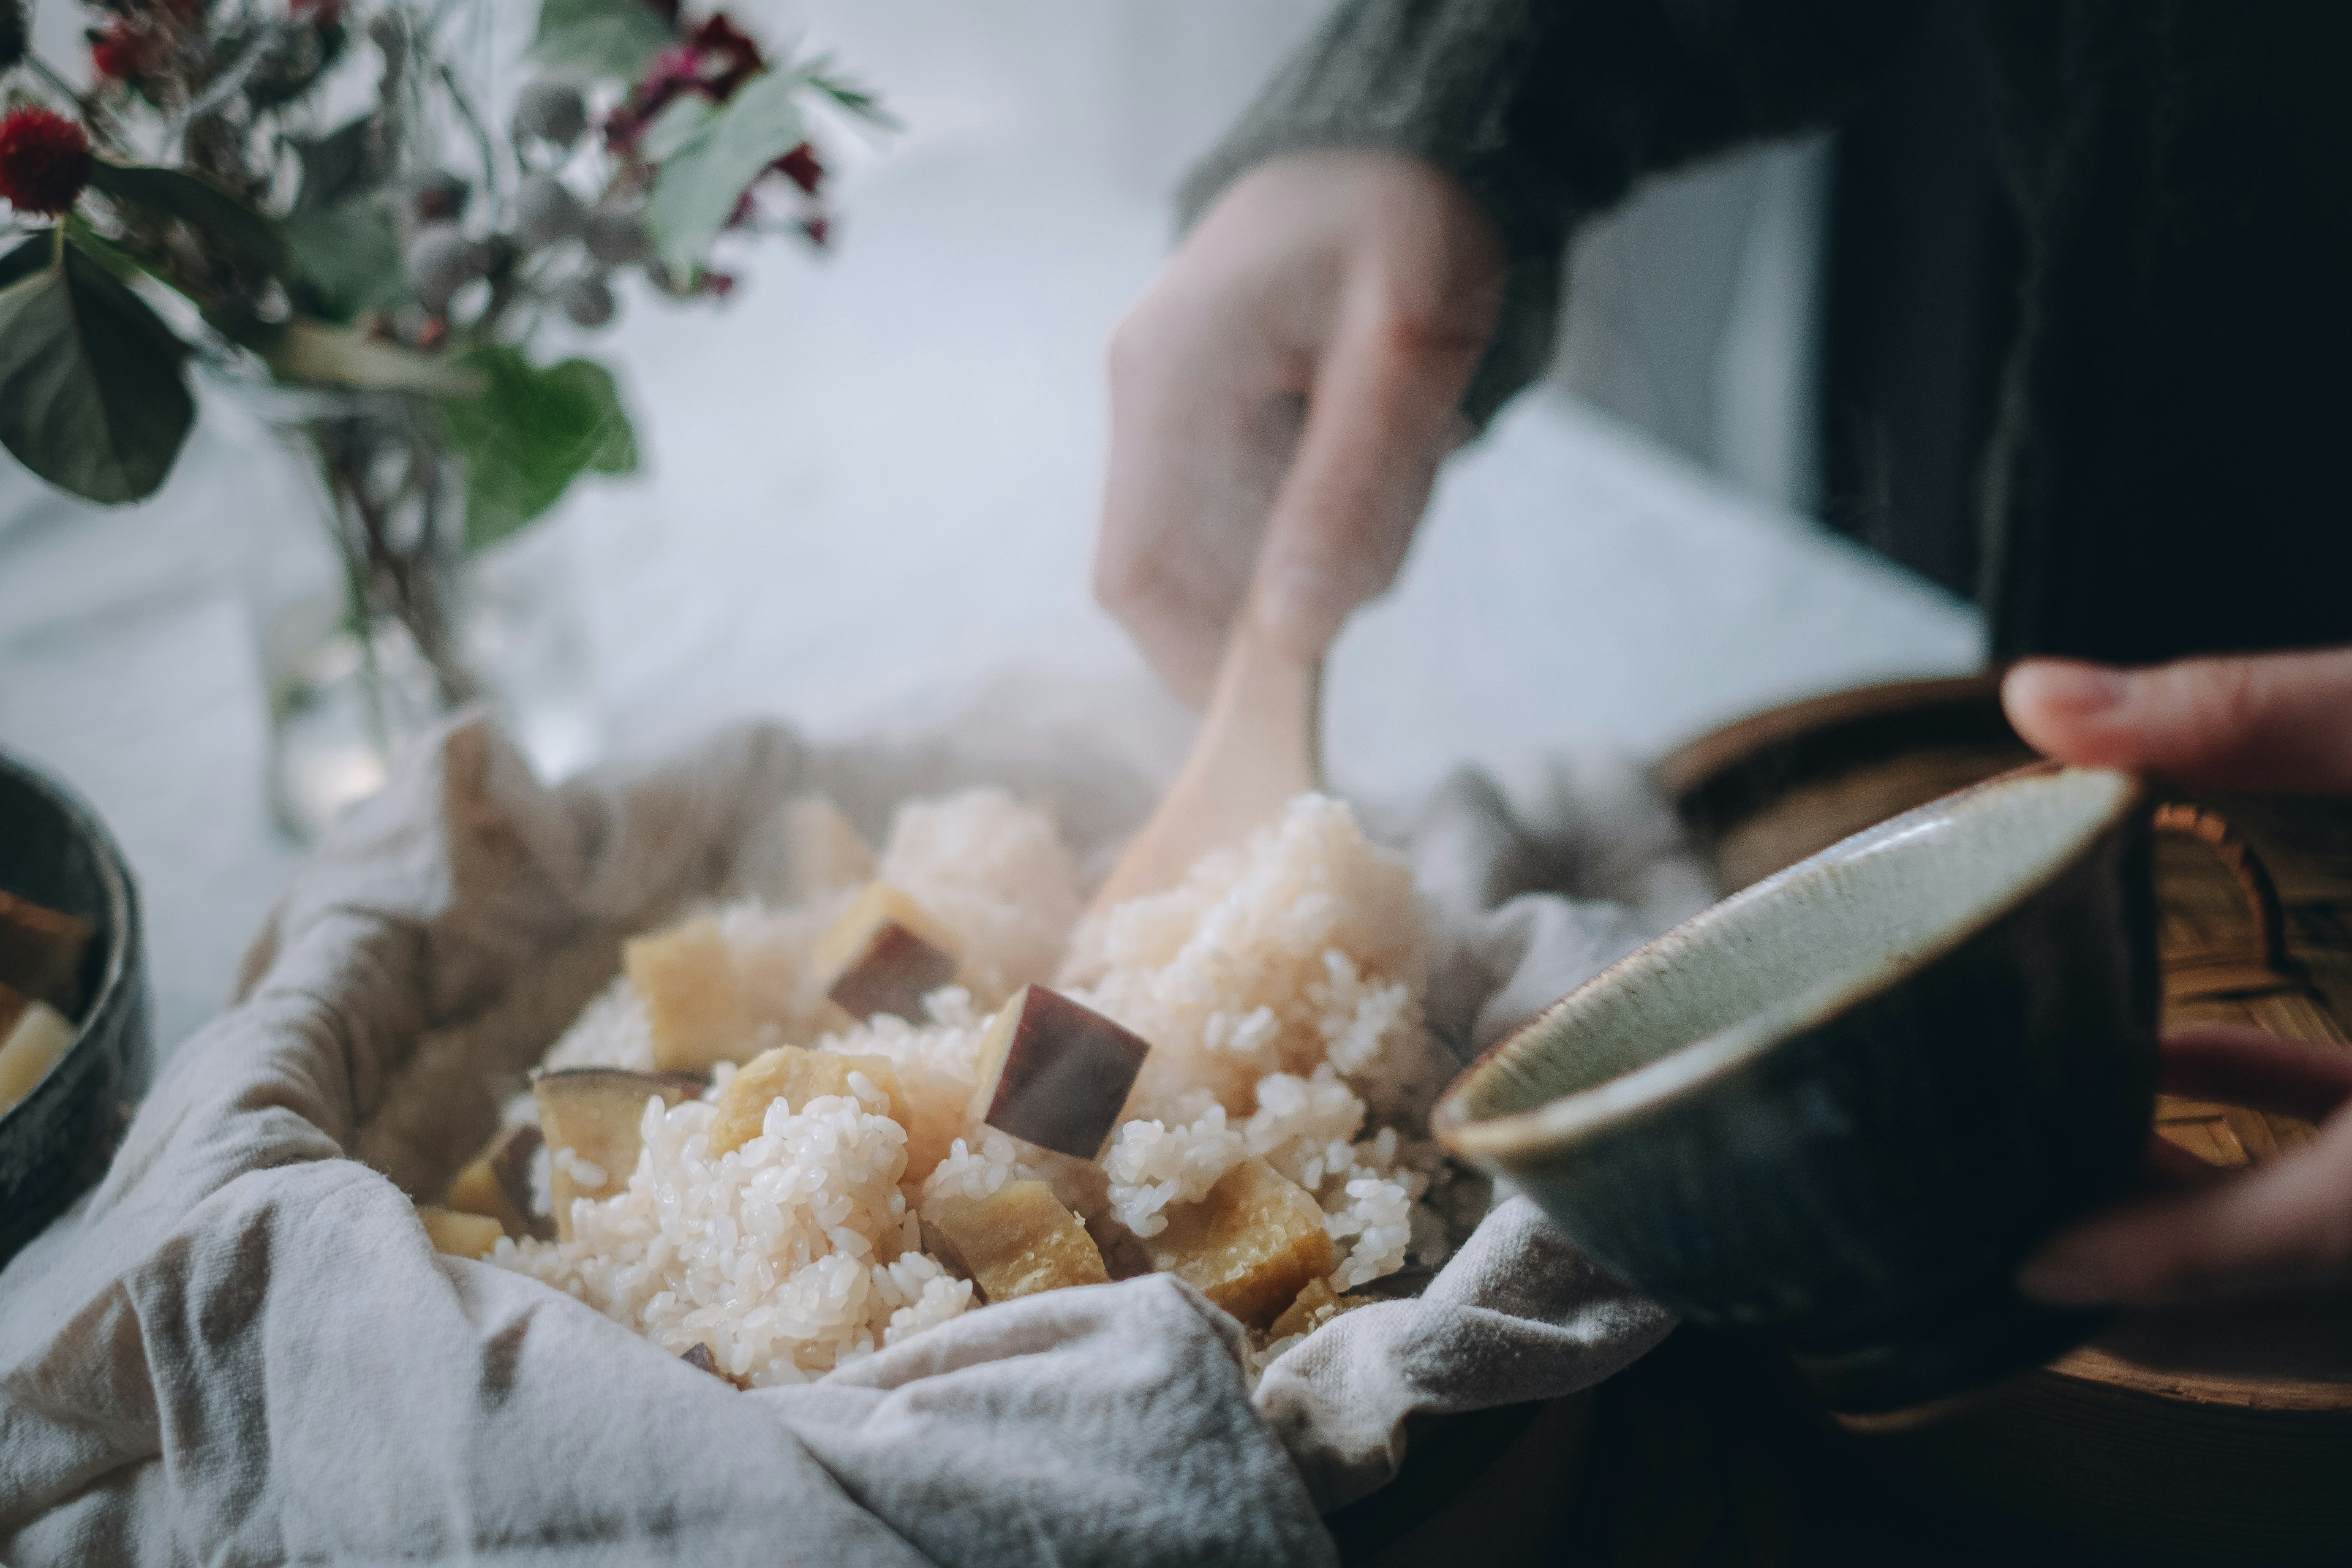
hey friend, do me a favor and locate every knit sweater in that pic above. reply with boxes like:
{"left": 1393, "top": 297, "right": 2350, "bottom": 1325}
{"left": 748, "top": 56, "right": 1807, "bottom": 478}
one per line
{"left": 1181, "top": 1, "right": 2352, "bottom": 662}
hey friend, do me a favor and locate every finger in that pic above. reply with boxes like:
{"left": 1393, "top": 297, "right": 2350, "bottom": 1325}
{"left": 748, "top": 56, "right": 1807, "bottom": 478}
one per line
{"left": 2003, "top": 648, "right": 2352, "bottom": 794}
{"left": 1098, "top": 294, "right": 1298, "bottom": 705}
{"left": 2159, "top": 1023, "right": 2352, "bottom": 1125}
{"left": 2142, "top": 1131, "right": 2224, "bottom": 1188}
{"left": 2019, "top": 1110, "right": 2352, "bottom": 1308}
{"left": 1251, "top": 278, "right": 1493, "bottom": 659}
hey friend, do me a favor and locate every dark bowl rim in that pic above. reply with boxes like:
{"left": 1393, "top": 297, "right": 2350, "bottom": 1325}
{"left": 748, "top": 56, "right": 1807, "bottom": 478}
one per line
{"left": 1431, "top": 762, "right": 2143, "bottom": 1160}
{"left": 0, "top": 747, "right": 140, "bottom": 1131}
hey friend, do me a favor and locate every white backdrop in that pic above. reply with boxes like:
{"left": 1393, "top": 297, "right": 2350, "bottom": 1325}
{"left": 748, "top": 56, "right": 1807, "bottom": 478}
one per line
{"left": 0, "top": 0, "right": 1978, "bottom": 1054}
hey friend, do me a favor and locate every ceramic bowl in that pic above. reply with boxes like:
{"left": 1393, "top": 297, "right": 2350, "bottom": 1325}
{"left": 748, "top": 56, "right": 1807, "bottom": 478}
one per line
{"left": 0, "top": 749, "right": 149, "bottom": 1268}
{"left": 1434, "top": 765, "right": 2160, "bottom": 1415}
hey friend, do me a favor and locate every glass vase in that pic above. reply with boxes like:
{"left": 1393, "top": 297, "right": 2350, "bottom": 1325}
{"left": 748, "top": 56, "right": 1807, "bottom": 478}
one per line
{"left": 237, "top": 383, "right": 602, "bottom": 842}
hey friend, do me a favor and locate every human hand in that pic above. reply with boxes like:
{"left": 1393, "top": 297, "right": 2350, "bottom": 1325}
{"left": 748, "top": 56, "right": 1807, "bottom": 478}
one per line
{"left": 1096, "top": 150, "right": 1506, "bottom": 704}
{"left": 2003, "top": 646, "right": 2352, "bottom": 1306}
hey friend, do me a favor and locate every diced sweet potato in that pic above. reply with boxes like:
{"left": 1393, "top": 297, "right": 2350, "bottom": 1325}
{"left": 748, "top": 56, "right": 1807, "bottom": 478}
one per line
{"left": 417, "top": 1204, "right": 505, "bottom": 1260}
{"left": 783, "top": 796, "right": 876, "bottom": 903}
{"left": 707, "top": 1045, "right": 903, "bottom": 1157}
{"left": 0, "top": 997, "right": 74, "bottom": 1117}
{"left": 970, "top": 985, "right": 1150, "bottom": 1159}
{"left": 535, "top": 1068, "right": 696, "bottom": 1240}
{"left": 925, "top": 1180, "right": 1109, "bottom": 1302}
{"left": 444, "top": 1123, "right": 548, "bottom": 1241}
{"left": 1142, "top": 1158, "right": 1335, "bottom": 1330}
{"left": 812, "top": 882, "right": 962, "bottom": 1023}
{"left": 1265, "top": 1277, "right": 1368, "bottom": 1343}
{"left": 625, "top": 917, "right": 756, "bottom": 1072}
{"left": 0, "top": 891, "right": 92, "bottom": 1015}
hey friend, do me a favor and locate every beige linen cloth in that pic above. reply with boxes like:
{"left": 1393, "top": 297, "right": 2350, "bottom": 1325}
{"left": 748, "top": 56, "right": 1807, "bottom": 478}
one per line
{"left": 0, "top": 709, "right": 1706, "bottom": 1566}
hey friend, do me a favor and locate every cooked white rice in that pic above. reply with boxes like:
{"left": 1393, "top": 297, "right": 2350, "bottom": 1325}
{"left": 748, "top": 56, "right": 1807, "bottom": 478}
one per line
{"left": 494, "top": 788, "right": 1479, "bottom": 1377}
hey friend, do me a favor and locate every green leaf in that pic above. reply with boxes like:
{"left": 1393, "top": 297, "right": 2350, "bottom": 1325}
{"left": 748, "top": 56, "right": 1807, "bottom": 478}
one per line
{"left": 439, "top": 346, "right": 638, "bottom": 550}
{"left": 0, "top": 232, "right": 49, "bottom": 292}
{"left": 283, "top": 198, "right": 407, "bottom": 321}
{"left": 646, "top": 70, "right": 804, "bottom": 273}
{"left": 799, "top": 58, "right": 900, "bottom": 130}
{"left": 292, "top": 116, "right": 386, "bottom": 213}
{"left": 87, "top": 162, "right": 291, "bottom": 273}
{"left": 531, "top": 0, "right": 670, "bottom": 80}
{"left": 636, "top": 94, "right": 714, "bottom": 162}
{"left": 0, "top": 238, "right": 194, "bottom": 505}
{"left": 59, "top": 215, "right": 159, "bottom": 288}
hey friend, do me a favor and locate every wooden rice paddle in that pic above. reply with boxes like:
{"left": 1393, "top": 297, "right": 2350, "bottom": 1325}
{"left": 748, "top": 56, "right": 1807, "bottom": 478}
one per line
{"left": 1088, "top": 594, "right": 1322, "bottom": 917}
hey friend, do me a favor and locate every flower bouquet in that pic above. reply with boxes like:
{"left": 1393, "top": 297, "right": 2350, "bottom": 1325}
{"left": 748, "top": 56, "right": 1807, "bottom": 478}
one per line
{"left": 0, "top": 0, "right": 886, "bottom": 829}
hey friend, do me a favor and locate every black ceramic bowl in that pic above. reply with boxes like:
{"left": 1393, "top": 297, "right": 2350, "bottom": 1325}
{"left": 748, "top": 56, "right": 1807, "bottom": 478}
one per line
{"left": 1434, "top": 766, "right": 2158, "bottom": 1417}
{"left": 0, "top": 749, "right": 150, "bottom": 1268}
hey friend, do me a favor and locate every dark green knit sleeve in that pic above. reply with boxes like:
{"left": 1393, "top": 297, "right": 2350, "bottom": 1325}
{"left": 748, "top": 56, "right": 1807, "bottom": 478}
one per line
{"left": 1178, "top": 0, "right": 1922, "bottom": 425}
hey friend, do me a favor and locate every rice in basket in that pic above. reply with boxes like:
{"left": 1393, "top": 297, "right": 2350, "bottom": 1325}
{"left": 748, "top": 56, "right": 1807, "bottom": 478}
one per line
{"left": 430, "top": 787, "right": 1483, "bottom": 1388}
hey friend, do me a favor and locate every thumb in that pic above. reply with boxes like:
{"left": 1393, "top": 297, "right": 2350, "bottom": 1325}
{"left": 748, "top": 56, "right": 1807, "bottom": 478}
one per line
{"left": 1251, "top": 285, "right": 1487, "bottom": 659}
{"left": 2003, "top": 647, "right": 2352, "bottom": 793}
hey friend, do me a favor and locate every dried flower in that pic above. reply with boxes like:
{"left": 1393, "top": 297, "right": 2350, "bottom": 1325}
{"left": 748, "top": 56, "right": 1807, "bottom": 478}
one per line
{"left": 557, "top": 273, "right": 615, "bottom": 327}
{"left": 606, "top": 12, "right": 765, "bottom": 153}
{"left": 513, "top": 79, "right": 587, "bottom": 148}
{"left": 775, "top": 142, "right": 822, "bottom": 197}
{"left": 582, "top": 207, "right": 652, "bottom": 266}
{"left": 513, "top": 173, "right": 584, "bottom": 250}
{"left": 0, "top": 108, "right": 95, "bottom": 217}
{"left": 89, "top": 18, "right": 156, "bottom": 83}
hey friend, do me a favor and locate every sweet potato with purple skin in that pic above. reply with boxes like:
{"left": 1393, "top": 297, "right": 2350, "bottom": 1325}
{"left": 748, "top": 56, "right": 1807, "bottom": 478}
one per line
{"left": 811, "top": 882, "right": 962, "bottom": 1023}
{"left": 970, "top": 985, "right": 1150, "bottom": 1159}
{"left": 444, "top": 1124, "right": 549, "bottom": 1241}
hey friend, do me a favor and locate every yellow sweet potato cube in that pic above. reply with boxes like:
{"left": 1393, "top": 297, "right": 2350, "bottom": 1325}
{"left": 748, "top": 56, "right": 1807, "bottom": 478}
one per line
{"left": 417, "top": 1204, "right": 505, "bottom": 1260}
{"left": 0, "top": 997, "right": 74, "bottom": 1117}
{"left": 1267, "top": 1277, "right": 1364, "bottom": 1342}
{"left": 925, "top": 1180, "right": 1109, "bottom": 1302}
{"left": 811, "top": 882, "right": 962, "bottom": 1023}
{"left": 783, "top": 795, "right": 876, "bottom": 903}
{"left": 0, "top": 890, "right": 92, "bottom": 1014}
{"left": 1142, "top": 1158, "right": 1335, "bottom": 1330}
{"left": 707, "top": 1045, "right": 904, "bottom": 1157}
{"left": 625, "top": 917, "right": 756, "bottom": 1072}
{"left": 535, "top": 1068, "right": 696, "bottom": 1240}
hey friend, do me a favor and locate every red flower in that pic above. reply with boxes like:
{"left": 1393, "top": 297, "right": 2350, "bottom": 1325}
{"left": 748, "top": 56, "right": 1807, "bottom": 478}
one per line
{"left": 88, "top": 18, "right": 154, "bottom": 82}
{"left": 775, "top": 141, "right": 822, "bottom": 196}
{"left": 606, "top": 10, "right": 766, "bottom": 153}
{"left": 799, "top": 216, "right": 829, "bottom": 249}
{"left": 682, "top": 15, "right": 762, "bottom": 99}
{"left": 0, "top": 107, "right": 94, "bottom": 217}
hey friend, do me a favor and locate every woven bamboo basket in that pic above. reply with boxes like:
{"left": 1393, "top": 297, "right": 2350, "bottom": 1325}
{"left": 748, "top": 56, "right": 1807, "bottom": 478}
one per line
{"left": 1654, "top": 674, "right": 2352, "bottom": 1562}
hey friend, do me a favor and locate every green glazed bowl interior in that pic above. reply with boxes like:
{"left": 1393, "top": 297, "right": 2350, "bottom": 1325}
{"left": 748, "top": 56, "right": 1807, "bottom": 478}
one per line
{"left": 1438, "top": 765, "right": 2139, "bottom": 1161}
